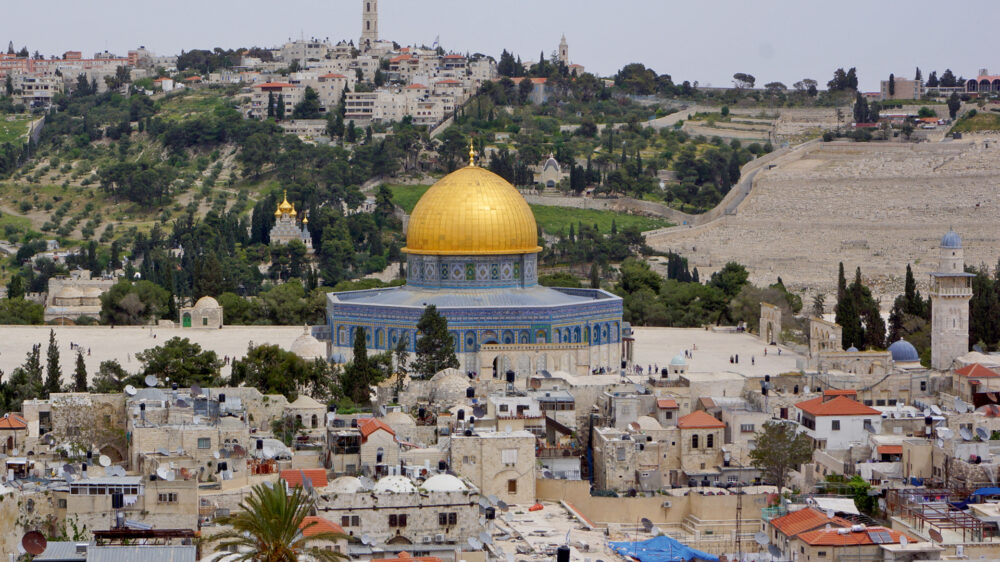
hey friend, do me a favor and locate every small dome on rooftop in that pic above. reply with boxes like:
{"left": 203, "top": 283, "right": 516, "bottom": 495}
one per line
{"left": 193, "top": 296, "right": 220, "bottom": 310}
{"left": 941, "top": 230, "right": 962, "bottom": 249}
{"left": 846, "top": 346, "right": 859, "bottom": 353}
{"left": 888, "top": 339, "right": 920, "bottom": 362}
{"left": 422, "top": 473, "right": 467, "bottom": 492}
{"left": 373, "top": 475, "right": 417, "bottom": 494}
{"left": 669, "top": 354, "right": 687, "bottom": 366}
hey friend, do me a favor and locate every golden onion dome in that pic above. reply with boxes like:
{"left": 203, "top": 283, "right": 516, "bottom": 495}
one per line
{"left": 276, "top": 190, "right": 295, "bottom": 215}
{"left": 403, "top": 164, "right": 541, "bottom": 256}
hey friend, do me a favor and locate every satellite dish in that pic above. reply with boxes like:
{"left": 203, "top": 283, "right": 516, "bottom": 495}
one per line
{"left": 213, "top": 450, "right": 221, "bottom": 459}
{"left": 360, "top": 534, "right": 372, "bottom": 546}
{"left": 479, "top": 517, "right": 487, "bottom": 526}
{"left": 176, "top": 399, "right": 188, "bottom": 408}
{"left": 99, "top": 455, "right": 111, "bottom": 467}
{"left": 930, "top": 405, "right": 943, "bottom": 416}
{"left": 468, "top": 537, "right": 483, "bottom": 550}
{"left": 262, "top": 447, "right": 276, "bottom": 459}
{"left": 107, "top": 466, "right": 126, "bottom": 477}
{"left": 22, "top": 531, "right": 46, "bottom": 555}
{"left": 156, "top": 466, "right": 171, "bottom": 480}
{"left": 487, "top": 494, "right": 500, "bottom": 505}
{"left": 936, "top": 438, "right": 945, "bottom": 449}
{"left": 497, "top": 500, "right": 509, "bottom": 511}
{"left": 479, "top": 531, "right": 493, "bottom": 545}
{"left": 191, "top": 383, "right": 202, "bottom": 396}
{"left": 63, "top": 464, "right": 75, "bottom": 475}
{"left": 754, "top": 531, "right": 769, "bottom": 546}
{"left": 977, "top": 427, "right": 991, "bottom": 441}
{"left": 124, "top": 385, "right": 137, "bottom": 396}
{"left": 144, "top": 375, "right": 159, "bottom": 387}
{"left": 156, "top": 448, "right": 169, "bottom": 456}
{"left": 825, "top": 509, "right": 835, "bottom": 519}
{"left": 641, "top": 517, "right": 653, "bottom": 532}
{"left": 41, "top": 433, "right": 55, "bottom": 446}
{"left": 165, "top": 470, "right": 176, "bottom": 481}
{"left": 961, "top": 427, "right": 973, "bottom": 441}
{"left": 923, "top": 408, "right": 931, "bottom": 417}
{"left": 900, "top": 534, "right": 908, "bottom": 546}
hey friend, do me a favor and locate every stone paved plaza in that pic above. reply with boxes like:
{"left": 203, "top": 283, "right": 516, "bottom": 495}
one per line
{"left": 0, "top": 325, "right": 306, "bottom": 385}
{"left": 630, "top": 327, "right": 802, "bottom": 378}
{"left": 647, "top": 137, "right": 1000, "bottom": 306}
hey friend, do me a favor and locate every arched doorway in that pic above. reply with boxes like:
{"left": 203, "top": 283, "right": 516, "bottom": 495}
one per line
{"left": 766, "top": 322, "right": 773, "bottom": 344}
{"left": 182, "top": 313, "right": 192, "bottom": 328}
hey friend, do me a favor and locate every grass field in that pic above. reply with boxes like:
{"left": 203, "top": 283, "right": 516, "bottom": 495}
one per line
{"left": 0, "top": 115, "right": 34, "bottom": 144}
{"left": 387, "top": 184, "right": 672, "bottom": 235}
{"left": 951, "top": 112, "right": 1000, "bottom": 133}
{"left": 156, "top": 91, "right": 234, "bottom": 120}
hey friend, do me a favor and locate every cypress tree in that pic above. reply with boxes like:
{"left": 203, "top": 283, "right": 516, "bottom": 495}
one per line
{"left": 44, "top": 329, "right": 61, "bottom": 395}
{"left": 413, "top": 305, "right": 458, "bottom": 378}
{"left": 276, "top": 93, "right": 285, "bottom": 120}
{"left": 589, "top": 263, "right": 600, "bottom": 289}
{"left": 267, "top": 92, "right": 275, "bottom": 118}
{"left": 73, "top": 350, "right": 88, "bottom": 392}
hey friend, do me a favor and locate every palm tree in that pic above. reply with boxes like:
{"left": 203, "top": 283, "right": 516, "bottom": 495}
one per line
{"left": 205, "top": 482, "right": 348, "bottom": 561}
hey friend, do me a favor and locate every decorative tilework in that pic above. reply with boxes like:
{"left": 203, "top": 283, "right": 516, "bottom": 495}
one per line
{"left": 513, "top": 263, "right": 520, "bottom": 279}
{"left": 476, "top": 264, "right": 489, "bottom": 281}
{"left": 450, "top": 263, "right": 464, "bottom": 280}
{"left": 465, "top": 263, "right": 475, "bottom": 280}
{"left": 500, "top": 263, "right": 513, "bottom": 280}
{"left": 490, "top": 264, "right": 499, "bottom": 280}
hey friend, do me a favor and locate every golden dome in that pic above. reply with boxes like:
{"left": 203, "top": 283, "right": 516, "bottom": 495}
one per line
{"left": 403, "top": 165, "right": 541, "bottom": 256}
{"left": 276, "top": 190, "right": 295, "bottom": 216}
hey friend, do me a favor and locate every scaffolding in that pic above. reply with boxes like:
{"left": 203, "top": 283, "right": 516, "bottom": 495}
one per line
{"left": 886, "top": 488, "right": 984, "bottom": 542}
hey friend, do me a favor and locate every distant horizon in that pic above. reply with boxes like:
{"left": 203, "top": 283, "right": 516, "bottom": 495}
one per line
{"left": 4, "top": 0, "right": 998, "bottom": 91}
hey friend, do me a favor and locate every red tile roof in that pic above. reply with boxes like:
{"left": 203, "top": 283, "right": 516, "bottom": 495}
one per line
{"left": 183, "top": 76, "right": 202, "bottom": 82}
{"left": 320, "top": 73, "right": 347, "bottom": 79}
{"left": 877, "top": 445, "right": 903, "bottom": 455}
{"left": 373, "top": 553, "right": 443, "bottom": 562}
{"left": 442, "top": 54, "right": 465, "bottom": 59}
{"left": 435, "top": 79, "right": 460, "bottom": 85}
{"left": 389, "top": 54, "right": 413, "bottom": 63}
{"left": 823, "top": 389, "right": 857, "bottom": 398}
{"left": 279, "top": 469, "right": 328, "bottom": 489}
{"left": 657, "top": 399, "right": 678, "bottom": 409}
{"left": 406, "top": 83, "right": 428, "bottom": 89}
{"left": 955, "top": 363, "right": 1000, "bottom": 378}
{"left": 677, "top": 410, "right": 724, "bottom": 429}
{"left": 358, "top": 417, "right": 396, "bottom": 439}
{"left": 300, "top": 515, "right": 345, "bottom": 537}
{"left": 770, "top": 507, "right": 849, "bottom": 538}
{"left": 797, "top": 526, "right": 911, "bottom": 546}
{"left": 254, "top": 82, "right": 297, "bottom": 89}
{"left": 796, "top": 396, "right": 880, "bottom": 417}
{"left": 0, "top": 413, "right": 27, "bottom": 430}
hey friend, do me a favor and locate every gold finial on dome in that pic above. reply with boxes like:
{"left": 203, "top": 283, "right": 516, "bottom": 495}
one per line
{"left": 468, "top": 139, "right": 475, "bottom": 167}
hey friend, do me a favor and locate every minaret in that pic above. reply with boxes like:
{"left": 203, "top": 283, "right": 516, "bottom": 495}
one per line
{"left": 361, "top": 0, "right": 379, "bottom": 50}
{"left": 930, "top": 230, "right": 972, "bottom": 370}
{"left": 558, "top": 35, "right": 569, "bottom": 66}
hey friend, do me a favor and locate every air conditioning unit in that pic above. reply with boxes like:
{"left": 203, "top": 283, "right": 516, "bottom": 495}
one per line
{"left": 661, "top": 501, "right": 672, "bottom": 508}
{"left": 434, "top": 534, "right": 445, "bottom": 543}
{"left": 421, "top": 536, "right": 432, "bottom": 544}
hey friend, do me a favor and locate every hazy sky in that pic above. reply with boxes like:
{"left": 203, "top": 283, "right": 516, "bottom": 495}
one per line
{"left": 7, "top": 0, "right": 998, "bottom": 90}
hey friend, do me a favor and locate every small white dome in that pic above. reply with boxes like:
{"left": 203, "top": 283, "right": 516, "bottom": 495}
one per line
{"left": 193, "top": 296, "right": 220, "bottom": 310}
{"left": 669, "top": 354, "right": 687, "bottom": 366}
{"left": 373, "top": 475, "right": 417, "bottom": 494}
{"left": 422, "top": 473, "right": 467, "bottom": 492}
{"left": 633, "top": 416, "right": 662, "bottom": 431}
{"left": 290, "top": 331, "right": 326, "bottom": 360}
{"left": 329, "top": 476, "right": 366, "bottom": 494}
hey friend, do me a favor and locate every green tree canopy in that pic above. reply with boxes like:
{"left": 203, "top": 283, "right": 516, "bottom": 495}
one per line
{"left": 135, "top": 337, "right": 223, "bottom": 387}
{"left": 748, "top": 421, "right": 814, "bottom": 488}
{"left": 230, "top": 343, "right": 337, "bottom": 401}
{"left": 413, "top": 305, "right": 459, "bottom": 378}
{"left": 100, "top": 280, "right": 171, "bottom": 325}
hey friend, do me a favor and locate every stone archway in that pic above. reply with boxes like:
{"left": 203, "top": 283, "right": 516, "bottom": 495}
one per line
{"left": 99, "top": 444, "right": 126, "bottom": 464}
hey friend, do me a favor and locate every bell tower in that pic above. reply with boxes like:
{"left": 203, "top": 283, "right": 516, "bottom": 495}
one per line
{"left": 361, "top": 0, "right": 379, "bottom": 50}
{"left": 558, "top": 35, "right": 569, "bottom": 66}
{"left": 930, "top": 230, "right": 972, "bottom": 370}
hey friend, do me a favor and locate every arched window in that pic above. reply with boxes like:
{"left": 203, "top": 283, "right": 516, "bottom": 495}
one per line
{"left": 691, "top": 435, "right": 699, "bottom": 449}
{"left": 376, "top": 447, "right": 384, "bottom": 463}
{"left": 706, "top": 434, "right": 714, "bottom": 448}
{"left": 295, "top": 414, "right": 303, "bottom": 427}
{"left": 312, "top": 414, "right": 318, "bottom": 428}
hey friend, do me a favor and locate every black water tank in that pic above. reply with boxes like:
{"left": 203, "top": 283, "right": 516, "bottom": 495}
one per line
{"left": 457, "top": 409, "right": 465, "bottom": 421}
{"left": 765, "top": 374, "right": 771, "bottom": 382}
{"left": 219, "top": 393, "right": 226, "bottom": 404}
{"left": 81, "top": 463, "right": 87, "bottom": 473}
{"left": 87, "top": 450, "right": 93, "bottom": 460}
{"left": 139, "top": 403, "right": 146, "bottom": 412}
{"left": 469, "top": 416, "right": 475, "bottom": 425}
{"left": 218, "top": 461, "right": 228, "bottom": 472}
{"left": 621, "top": 360, "right": 627, "bottom": 369}
{"left": 557, "top": 545, "right": 570, "bottom": 562}
{"left": 171, "top": 382, "right": 178, "bottom": 391}
{"left": 485, "top": 506, "right": 496, "bottom": 520}
{"left": 464, "top": 429, "right": 472, "bottom": 436}
{"left": 256, "top": 439, "right": 264, "bottom": 450}
{"left": 506, "top": 370, "right": 515, "bottom": 384}
{"left": 328, "top": 404, "right": 336, "bottom": 412}
{"left": 111, "top": 493, "right": 124, "bottom": 509}
{"left": 466, "top": 387, "right": 475, "bottom": 398}
{"left": 438, "top": 460, "right": 447, "bottom": 471}
{"left": 418, "top": 407, "right": 426, "bottom": 419}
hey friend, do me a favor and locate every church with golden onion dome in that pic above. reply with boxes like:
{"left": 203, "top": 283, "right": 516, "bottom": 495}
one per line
{"left": 326, "top": 150, "right": 624, "bottom": 377}
{"left": 269, "top": 191, "right": 313, "bottom": 251}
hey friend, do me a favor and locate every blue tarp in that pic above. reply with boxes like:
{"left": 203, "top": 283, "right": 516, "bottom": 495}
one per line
{"left": 608, "top": 535, "right": 719, "bottom": 562}
{"left": 973, "top": 487, "right": 1000, "bottom": 497}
